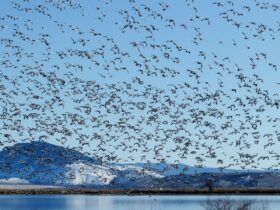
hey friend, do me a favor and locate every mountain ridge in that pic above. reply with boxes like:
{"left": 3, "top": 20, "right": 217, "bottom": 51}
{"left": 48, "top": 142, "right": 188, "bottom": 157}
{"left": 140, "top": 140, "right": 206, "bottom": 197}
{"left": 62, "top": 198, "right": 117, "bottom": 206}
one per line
{"left": 0, "top": 141, "right": 274, "bottom": 189}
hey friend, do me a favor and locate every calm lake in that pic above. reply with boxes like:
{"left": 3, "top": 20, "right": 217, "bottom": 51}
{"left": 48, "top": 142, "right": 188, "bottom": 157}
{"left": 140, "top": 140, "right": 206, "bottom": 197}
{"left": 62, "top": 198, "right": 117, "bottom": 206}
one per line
{"left": 0, "top": 195, "right": 279, "bottom": 210}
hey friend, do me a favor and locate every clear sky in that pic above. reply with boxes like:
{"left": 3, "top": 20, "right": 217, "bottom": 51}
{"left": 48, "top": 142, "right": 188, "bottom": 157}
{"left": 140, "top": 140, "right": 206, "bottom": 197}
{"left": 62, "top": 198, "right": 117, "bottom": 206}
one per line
{"left": 1, "top": 0, "right": 280, "bottom": 169}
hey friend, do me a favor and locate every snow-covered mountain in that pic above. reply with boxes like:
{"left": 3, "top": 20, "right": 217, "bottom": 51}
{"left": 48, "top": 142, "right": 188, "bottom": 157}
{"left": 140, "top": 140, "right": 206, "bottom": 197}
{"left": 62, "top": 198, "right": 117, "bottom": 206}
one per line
{"left": 133, "top": 163, "right": 244, "bottom": 176}
{"left": 0, "top": 141, "right": 268, "bottom": 188}
{"left": 0, "top": 141, "right": 163, "bottom": 186}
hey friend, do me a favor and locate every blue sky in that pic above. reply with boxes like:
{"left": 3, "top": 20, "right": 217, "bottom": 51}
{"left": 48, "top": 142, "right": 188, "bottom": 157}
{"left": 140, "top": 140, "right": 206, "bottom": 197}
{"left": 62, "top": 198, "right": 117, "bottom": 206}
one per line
{"left": 1, "top": 0, "right": 280, "bottom": 169}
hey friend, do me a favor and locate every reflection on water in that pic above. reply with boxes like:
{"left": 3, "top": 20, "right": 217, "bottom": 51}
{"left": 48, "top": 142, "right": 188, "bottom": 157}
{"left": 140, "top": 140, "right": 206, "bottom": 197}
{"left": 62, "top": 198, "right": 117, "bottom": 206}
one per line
{"left": 0, "top": 195, "right": 278, "bottom": 210}
{"left": 202, "top": 198, "right": 270, "bottom": 210}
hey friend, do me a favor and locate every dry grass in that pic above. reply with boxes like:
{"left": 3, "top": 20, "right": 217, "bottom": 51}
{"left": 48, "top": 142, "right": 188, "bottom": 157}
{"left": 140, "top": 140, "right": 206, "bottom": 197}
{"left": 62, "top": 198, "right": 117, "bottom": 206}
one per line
{"left": 0, "top": 187, "right": 280, "bottom": 195}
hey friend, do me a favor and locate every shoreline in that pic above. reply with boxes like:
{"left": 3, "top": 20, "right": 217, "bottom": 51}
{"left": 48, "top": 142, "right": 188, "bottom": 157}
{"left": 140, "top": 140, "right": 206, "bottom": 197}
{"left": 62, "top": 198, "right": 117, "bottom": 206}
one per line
{"left": 1, "top": 188, "right": 280, "bottom": 195}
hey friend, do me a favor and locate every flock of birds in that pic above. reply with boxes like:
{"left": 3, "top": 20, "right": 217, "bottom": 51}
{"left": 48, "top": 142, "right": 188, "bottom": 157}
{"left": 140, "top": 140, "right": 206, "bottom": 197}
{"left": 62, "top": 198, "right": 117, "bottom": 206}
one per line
{"left": 1, "top": 0, "right": 280, "bottom": 175}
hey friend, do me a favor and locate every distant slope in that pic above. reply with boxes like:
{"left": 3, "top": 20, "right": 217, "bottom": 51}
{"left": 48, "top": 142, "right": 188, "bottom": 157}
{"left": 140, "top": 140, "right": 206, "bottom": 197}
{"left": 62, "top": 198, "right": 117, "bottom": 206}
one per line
{"left": 0, "top": 141, "right": 162, "bottom": 186}
{"left": 133, "top": 163, "right": 239, "bottom": 176}
{"left": 0, "top": 141, "right": 273, "bottom": 189}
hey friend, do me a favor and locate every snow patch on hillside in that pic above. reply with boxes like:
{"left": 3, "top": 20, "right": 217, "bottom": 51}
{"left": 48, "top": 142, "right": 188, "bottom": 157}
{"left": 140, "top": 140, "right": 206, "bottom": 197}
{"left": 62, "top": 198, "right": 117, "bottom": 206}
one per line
{"left": 0, "top": 178, "right": 30, "bottom": 184}
{"left": 60, "top": 162, "right": 117, "bottom": 185}
{"left": 115, "top": 165, "right": 164, "bottom": 178}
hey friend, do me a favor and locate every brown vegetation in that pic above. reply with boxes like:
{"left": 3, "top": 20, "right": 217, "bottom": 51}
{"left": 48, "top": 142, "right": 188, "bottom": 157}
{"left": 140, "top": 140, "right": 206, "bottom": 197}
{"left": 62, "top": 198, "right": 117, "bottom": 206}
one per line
{"left": 0, "top": 188, "right": 280, "bottom": 195}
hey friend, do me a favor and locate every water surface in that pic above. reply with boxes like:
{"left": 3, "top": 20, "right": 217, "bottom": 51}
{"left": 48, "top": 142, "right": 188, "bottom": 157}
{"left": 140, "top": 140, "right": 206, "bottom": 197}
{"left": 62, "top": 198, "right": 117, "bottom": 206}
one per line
{"left": 0, "top": 195, "right": 279, "bottom": 210}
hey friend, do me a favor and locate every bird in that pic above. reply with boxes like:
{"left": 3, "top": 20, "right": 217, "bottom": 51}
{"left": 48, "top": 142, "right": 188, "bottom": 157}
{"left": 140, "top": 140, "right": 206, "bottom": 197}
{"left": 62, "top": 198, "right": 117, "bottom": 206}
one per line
{"left": 0, "top": 0, "right": 280, "bottom": 188}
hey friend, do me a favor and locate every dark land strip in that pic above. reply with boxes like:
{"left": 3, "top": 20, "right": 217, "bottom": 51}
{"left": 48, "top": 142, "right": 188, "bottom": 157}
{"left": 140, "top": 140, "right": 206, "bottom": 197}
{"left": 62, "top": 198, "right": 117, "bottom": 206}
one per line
{"left": 1, "top": 188, "right": 280, "bottom": 195}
